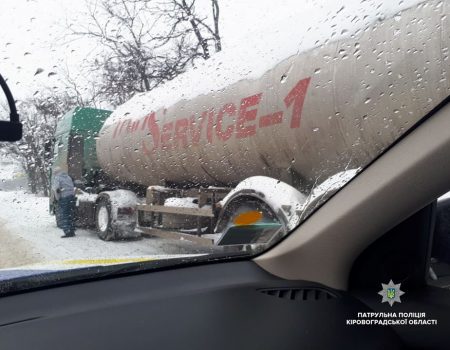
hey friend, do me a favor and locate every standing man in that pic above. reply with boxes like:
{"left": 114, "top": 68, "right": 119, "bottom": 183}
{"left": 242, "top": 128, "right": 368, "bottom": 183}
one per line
{"left": 51, "top": 167, "right": 76, "bottom": 238}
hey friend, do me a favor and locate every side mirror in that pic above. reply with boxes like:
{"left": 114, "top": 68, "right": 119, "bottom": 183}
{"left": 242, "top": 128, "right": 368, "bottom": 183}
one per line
{"left": 0, "top": 73, "right": 22, "bottom": 142}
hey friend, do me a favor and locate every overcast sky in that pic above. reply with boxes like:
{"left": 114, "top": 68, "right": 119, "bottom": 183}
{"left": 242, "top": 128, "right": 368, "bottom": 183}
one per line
{"left": 0, "top": 0, "right": 420, "bottom": 113}
{"left": 0, "top": 0, "right": 298, "bottom": 102}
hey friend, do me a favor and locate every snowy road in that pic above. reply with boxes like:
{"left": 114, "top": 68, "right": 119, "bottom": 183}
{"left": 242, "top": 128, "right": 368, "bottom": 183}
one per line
{"left": 0, "top": 190, "right": 211, "bottom": 271}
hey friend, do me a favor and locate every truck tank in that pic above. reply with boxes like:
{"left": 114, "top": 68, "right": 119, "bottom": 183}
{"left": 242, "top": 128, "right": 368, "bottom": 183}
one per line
{"left": 97, "top": 0, "right": 449, "bottom": 190}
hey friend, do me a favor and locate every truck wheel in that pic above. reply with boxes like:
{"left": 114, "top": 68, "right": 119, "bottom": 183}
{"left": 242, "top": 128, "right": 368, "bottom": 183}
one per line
{"left": 95, "top": 197, "right": 116, "bottom": 241}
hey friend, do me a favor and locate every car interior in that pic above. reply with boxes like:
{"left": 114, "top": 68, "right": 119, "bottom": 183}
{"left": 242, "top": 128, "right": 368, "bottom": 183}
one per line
{"left": 1, "top": 86, "right": 450, "bottom": 349}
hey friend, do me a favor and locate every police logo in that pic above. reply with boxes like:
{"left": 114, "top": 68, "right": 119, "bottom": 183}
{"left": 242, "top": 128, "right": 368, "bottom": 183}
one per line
{"left": 387, "top": 288, "right": 396, "bottom": 299}
{"left": 378, "top": 280, "right": 405, "bottom": 307}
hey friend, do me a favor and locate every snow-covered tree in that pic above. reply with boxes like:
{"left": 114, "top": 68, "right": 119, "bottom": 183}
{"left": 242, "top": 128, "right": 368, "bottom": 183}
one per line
{"left": 0, "top": 92, "right": 77, "bottom": 195}
{"left": 68, "top": 0, "right": 221, "bottom": 106}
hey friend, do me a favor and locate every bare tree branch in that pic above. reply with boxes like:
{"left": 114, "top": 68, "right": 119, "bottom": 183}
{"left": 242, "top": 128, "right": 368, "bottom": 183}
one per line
{"left": 66, "top": 0, "right": 221, "bottom": 106}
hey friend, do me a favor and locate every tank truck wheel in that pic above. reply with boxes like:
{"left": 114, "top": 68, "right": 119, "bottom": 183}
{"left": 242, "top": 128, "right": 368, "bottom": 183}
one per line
{"left": 95, "top": 197, "right": 116, "bottom": 241}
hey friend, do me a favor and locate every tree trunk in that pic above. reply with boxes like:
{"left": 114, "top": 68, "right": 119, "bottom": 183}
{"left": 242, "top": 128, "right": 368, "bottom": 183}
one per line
{"left": 212, "top": 0, "right": 221, "bottom": 52}
{"left": 27, "top": 165, "right": 38, "bottom": 194}
{"left": 182, "top": 0, "right": 210, "bottom": 59}
{"left": 38, "top": 166, "right": 49, "bottom": 196}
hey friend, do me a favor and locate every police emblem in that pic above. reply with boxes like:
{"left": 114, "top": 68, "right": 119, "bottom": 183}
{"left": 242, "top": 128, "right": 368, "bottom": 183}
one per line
{"left": 378, "top": 280, "right": 405, "bottom": 307}
{"left": 387, "top": 288, "right": 396, "bottom": 299}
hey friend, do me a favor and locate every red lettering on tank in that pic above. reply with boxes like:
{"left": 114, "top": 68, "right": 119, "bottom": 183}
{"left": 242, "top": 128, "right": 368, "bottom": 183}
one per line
{"left": 133, "top": 76, "right": 310, "bottom": 153}
{"left": 161, "top": 122, "right": 174, "bottom": 149}
{"left": 236, "top": 93, "right": 262, "bottom": 139}
{"left": 141, "top": 112, "right": 160, "bottom": 154}
{"left": 206, "top": 109, "right": 215, "bottom": 143}
{"left": 259, "top": 111, "right": 283, "bottom": 128}
{"left": 174, "top": 118, "right": 189, "bottom": 148}
{"left": 189, "top": 110, "right": 209, "bottom": 146}
{"left": 127, "top": 120, "right": 134, "bottom": 133}
{"left": 118, "top": 120, "right": 128, "bottom": 136}
{"left": 113, "top": 119, "right": 131, "bottom": 138}
{"left": 216, "top": 103, "right": 236, "bottom": 141}
{"left": 284, "top": 77, "right": 311, "bottom": 129}
{"left": 141, "top": 114, "right": 150, "bottom": 130}
{"left": 130, "top": 120, "right": 140, "bottom": 133}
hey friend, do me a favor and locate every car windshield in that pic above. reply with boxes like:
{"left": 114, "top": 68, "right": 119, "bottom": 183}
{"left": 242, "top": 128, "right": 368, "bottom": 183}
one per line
{"left": 0, "top": 0, "right": 444, "bottom": 292}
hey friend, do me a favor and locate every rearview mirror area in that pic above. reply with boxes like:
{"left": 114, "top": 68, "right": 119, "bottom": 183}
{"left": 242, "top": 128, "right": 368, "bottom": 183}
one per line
{"left": 0, "top": 73, "right": 22, "bottom": 142}
{"left": 0, "top": 120, "right": 22, "bottom": 141}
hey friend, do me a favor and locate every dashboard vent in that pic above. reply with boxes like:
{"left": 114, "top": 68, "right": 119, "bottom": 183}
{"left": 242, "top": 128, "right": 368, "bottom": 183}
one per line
{"left": 260, "top": 288, "right": 338, "bottom": 301}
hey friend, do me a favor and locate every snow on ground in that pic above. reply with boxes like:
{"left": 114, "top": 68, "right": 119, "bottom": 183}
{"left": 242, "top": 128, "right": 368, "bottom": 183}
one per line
{"left": 0, "top": 190, "right": 212, "bottom": 271}
{"left": 0, "top": 157, "right": 27, "bottom": 192}
{"left": 0, "top": 158, "right": 23, "bottom": 180}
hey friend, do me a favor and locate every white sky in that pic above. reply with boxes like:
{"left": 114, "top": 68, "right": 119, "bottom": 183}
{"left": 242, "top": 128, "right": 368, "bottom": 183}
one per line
{"left": 0, "top": 0, "right": 81, "bottom": 96}
{"left": 0, "top": 0, "right": 298, "bottom": 101}
{"left": 0, "top": 0, "right": 422, "bottom": 110}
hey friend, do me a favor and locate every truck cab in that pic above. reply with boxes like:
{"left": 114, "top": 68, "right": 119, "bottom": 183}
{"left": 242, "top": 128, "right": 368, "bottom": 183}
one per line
{"left": 49, "top": 107, "right": 112, "bottom": 225}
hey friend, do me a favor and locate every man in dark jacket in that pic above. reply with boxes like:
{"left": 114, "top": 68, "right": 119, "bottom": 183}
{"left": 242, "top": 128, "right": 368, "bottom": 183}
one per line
{"left": 51, "top": 167, "right": 76, "bottom": 238}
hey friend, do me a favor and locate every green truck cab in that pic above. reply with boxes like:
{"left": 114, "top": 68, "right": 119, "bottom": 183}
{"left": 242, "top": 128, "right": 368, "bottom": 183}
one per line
{"left": 49, "top": 107, "right": 111, "bottom": 217}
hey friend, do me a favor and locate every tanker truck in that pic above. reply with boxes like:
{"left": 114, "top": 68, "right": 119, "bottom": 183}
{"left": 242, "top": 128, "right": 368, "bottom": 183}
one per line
{"left": 51, "top": 0, "right": 450, "bottom": 246}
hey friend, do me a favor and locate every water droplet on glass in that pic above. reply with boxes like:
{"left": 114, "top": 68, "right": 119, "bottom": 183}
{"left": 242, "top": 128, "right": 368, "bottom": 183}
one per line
{"left": 34, "top": 68, "right": 44, "bottom": 76}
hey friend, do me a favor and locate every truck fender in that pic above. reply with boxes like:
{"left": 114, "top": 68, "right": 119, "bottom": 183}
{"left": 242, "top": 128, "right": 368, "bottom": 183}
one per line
{"left": 215, "top": 176, "right": 307, "bottom": 234}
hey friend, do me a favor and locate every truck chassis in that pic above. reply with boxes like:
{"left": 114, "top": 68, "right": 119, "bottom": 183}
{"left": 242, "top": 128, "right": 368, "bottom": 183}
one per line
{"left": 136, "top": 186, "right": 231, "bottom": 245}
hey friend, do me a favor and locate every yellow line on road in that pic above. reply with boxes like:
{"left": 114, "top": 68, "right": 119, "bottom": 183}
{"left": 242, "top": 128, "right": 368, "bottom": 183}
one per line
{"left": 59, "top": 257, "right": 156, "bottom": 265}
